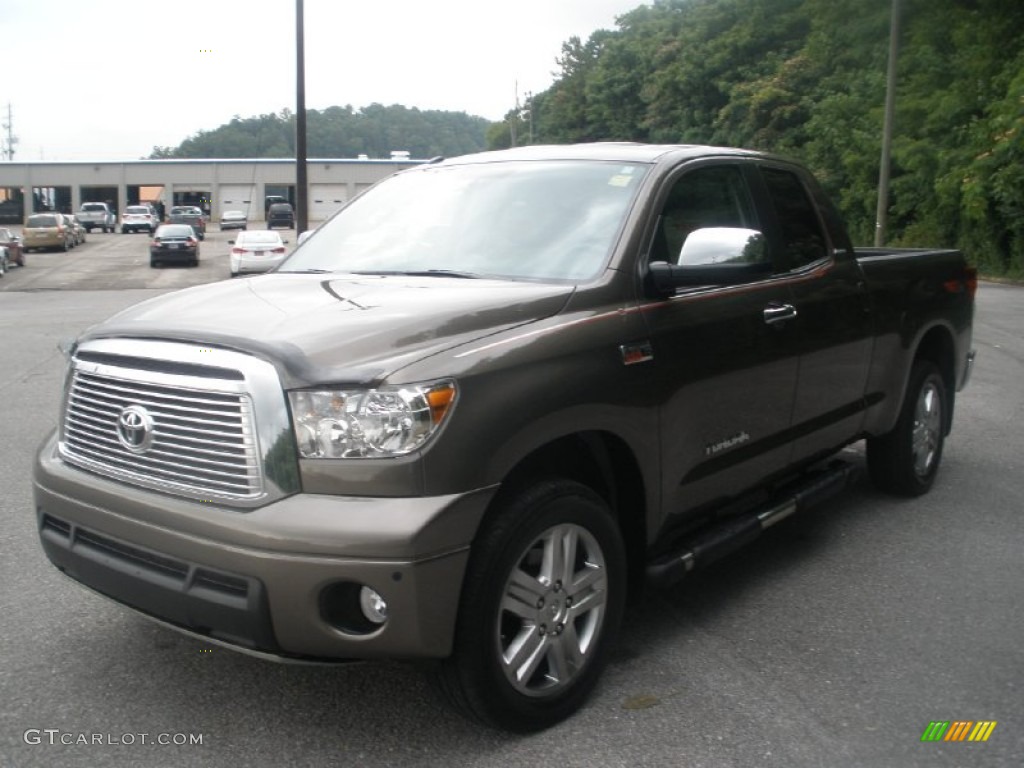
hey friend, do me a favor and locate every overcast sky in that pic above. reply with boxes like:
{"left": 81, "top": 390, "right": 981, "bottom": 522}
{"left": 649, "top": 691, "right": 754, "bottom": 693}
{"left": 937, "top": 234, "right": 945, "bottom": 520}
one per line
{"left": 2, "top": 0, "right": 644, "bottom": 162}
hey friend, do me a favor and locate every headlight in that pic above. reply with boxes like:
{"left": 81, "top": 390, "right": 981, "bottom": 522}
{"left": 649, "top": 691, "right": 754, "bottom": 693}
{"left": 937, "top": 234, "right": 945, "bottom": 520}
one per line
{"left": 288, "top": 380, "right": 456, "bottom": 458}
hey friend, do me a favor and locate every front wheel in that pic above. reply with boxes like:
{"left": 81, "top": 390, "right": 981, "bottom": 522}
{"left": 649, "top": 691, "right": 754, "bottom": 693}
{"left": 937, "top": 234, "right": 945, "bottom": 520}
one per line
{"left": 433, "top": 479, "right": 626, "bottom": 732}
{"left": 867, "top": 359, "right": 947, "bottom": 496}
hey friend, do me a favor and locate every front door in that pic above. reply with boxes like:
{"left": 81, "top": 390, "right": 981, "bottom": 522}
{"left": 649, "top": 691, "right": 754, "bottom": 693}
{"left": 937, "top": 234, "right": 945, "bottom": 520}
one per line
{"left": 639, "top": 162, "right": 803, "bottom": 525}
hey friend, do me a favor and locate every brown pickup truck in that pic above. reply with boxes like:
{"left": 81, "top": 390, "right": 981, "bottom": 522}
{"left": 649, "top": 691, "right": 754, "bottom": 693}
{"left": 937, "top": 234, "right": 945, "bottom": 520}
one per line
{"left": 34, "top": 143, "right": 975, "bottom": 732}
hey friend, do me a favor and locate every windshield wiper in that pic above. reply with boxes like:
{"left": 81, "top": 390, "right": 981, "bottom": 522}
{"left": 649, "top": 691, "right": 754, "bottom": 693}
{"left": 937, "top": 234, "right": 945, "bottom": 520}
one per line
{"left": 352, "top": 269, "right": 481, "bottom": 279}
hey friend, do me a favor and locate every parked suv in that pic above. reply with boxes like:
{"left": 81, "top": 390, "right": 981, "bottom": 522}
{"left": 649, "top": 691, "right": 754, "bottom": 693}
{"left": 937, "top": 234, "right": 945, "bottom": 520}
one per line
{"left": 22, "top": 213, "right": 74, "bottom": 251}
{"left": 266, "top": 202, "right": 294, "bottom": 229}
{"left": 120, "top": 205, "right": 159, "bottom": 234}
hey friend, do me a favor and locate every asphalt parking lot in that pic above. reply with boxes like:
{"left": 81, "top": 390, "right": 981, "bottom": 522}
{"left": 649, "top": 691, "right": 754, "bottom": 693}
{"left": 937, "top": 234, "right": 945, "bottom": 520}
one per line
{"left": 0, "top": 224, "right": 297, "bottom": 292}
{"left": 1, "top": 251, "right": 1022, "bottom": 765}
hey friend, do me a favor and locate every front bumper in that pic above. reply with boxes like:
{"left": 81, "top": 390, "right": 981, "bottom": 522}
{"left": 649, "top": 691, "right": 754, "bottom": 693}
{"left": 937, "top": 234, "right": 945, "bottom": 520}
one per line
{"left": 34, "top": 432, "right": 493, "bottom": 660}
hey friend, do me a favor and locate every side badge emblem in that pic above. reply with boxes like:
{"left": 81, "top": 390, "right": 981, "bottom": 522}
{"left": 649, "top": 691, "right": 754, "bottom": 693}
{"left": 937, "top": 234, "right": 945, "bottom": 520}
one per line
{"left": 620, "top": 341, "right": 654, "bottom": 366}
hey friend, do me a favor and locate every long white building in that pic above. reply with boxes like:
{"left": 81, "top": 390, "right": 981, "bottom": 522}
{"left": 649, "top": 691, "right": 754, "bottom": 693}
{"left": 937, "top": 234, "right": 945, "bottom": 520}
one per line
{"left": 0, "top": 157, "right": 420, "bottom": 224}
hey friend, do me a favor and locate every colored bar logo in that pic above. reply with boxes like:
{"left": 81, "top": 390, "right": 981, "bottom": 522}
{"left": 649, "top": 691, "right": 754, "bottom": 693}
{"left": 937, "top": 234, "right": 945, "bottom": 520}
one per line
{"left": 921, "top": 721, "right": 997, "bottom": 742}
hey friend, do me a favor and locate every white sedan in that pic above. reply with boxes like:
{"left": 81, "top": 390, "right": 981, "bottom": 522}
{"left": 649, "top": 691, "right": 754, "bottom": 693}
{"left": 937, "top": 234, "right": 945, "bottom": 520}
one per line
{"left": 229, "top": 230, "right": 289, "bottom": 276}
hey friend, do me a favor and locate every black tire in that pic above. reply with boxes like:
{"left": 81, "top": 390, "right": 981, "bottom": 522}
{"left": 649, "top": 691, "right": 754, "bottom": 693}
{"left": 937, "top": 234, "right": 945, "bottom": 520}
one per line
{"left": 433, "top": 478, "right": 626, "bottom": 732}
{"left": 867, "top": 360, "right": 947, "bottom": 496}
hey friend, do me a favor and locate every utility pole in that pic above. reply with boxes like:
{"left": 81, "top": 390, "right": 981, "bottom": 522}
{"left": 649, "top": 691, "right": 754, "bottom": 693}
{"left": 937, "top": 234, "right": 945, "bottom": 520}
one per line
{"left": 524, "top": 91, "right": 534, "bottom": 144}
{"left": 2, "top": 103, "right": 17, "bottom": 161}
{"left": 875, "top": 0, "right": 902, "bottom": 247}
{"left": 295, "top": 0, "right": 309, "bottom": 233}
{"left": 510, "top": 82, "right": 519, "bottom": 148}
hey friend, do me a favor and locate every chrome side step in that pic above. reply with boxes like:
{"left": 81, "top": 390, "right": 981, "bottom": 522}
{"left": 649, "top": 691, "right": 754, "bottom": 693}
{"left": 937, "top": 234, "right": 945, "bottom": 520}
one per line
{"left": 646, "top": 460, "right": 859, "bottom": 587}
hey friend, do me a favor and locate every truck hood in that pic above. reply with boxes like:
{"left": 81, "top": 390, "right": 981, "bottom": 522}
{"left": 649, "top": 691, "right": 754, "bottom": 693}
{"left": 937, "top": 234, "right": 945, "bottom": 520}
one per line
{"left": 81, "top": 273, "right": 574, "bottom": 386}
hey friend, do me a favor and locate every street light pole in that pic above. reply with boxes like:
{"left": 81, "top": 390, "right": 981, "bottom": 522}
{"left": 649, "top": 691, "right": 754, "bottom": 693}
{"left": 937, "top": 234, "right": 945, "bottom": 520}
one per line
{"left": 874, "top": 0, "right": 902, "bottom": 247}
{"left": 295, "top": 0, "right": 309, "bottom": 234}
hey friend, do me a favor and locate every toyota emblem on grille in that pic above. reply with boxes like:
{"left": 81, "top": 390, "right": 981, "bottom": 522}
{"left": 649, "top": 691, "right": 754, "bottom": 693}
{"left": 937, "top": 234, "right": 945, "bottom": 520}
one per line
{"left": 116, "top": 405, "right": 155, "bottom": 453}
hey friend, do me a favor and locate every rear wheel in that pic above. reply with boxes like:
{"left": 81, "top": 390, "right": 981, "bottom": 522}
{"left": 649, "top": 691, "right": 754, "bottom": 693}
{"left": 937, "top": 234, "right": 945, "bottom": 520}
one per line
{"left": 867, "top": 359, "right": 947, "bottom": 496}
{"left": 433, "top": 479, "right": 626, "bottom": 732}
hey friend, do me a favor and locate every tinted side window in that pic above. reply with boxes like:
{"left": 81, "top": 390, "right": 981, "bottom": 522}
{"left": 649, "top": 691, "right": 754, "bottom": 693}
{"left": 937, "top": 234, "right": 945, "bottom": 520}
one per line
{"left": 760, "top": 167, "right": 828, "bottom": 269}
{"left": 652, "top": 165, "right": 760, "bottom": 265}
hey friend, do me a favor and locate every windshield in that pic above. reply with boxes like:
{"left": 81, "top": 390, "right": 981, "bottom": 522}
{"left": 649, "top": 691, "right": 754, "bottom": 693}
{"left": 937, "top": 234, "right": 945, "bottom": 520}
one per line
{"left": 281, "top": 159, "right": 647, "bottom": 281}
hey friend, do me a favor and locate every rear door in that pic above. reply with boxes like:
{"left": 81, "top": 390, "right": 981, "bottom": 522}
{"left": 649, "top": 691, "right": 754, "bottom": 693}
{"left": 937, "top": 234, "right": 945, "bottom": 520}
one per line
{"left": 751, "top": 163, "right": 872, "bottom": 463}
{"left": 639, "top": 161, "right": 802, "bottom": 522}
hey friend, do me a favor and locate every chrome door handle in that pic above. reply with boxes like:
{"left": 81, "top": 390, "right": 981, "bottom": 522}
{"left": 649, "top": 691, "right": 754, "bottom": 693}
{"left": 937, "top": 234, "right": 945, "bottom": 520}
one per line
{"left": 763, "top": 303, "right": 798, "bottom": 326}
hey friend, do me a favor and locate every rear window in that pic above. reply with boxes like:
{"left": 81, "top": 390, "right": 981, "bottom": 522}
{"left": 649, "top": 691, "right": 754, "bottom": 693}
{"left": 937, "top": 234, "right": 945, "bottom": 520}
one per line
{"left": 27, "top": 214, "right": 59, "bottom": 227}
{"left": 126, "top": 206, "right": 149, "bottom": 214}
{"left": 156, "top": 225, "right": 194, "bottom": 237}
{"left": 81, "top": 203, "right": 106, "bottom": 212}
{"left": 237, "top": 232, "right": 282, "bottom": 245}
{"left": 269, "top": 204, "right": 293, "bottom": 213}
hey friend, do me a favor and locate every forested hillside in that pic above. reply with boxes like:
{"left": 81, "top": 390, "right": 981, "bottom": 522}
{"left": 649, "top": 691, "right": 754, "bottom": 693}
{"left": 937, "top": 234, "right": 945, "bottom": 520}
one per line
{"left": 504, "top": 0, "right": 1023, "bottom": 274}
{"left": 150, "top": 104, "right": 489, "bottom": 163}
{"left": 152, "top": 0, "right": 1021, "bottom": 273}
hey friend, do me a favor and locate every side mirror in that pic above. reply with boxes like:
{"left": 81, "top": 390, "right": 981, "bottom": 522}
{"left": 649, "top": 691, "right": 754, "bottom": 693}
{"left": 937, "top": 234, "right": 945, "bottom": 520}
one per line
{"left": 228, "top": 240, "right": 235, "bottom": 245}
{"left": 647, "top": 227, "right": 771, "bottom": 295}
{"left": 677, "top": 227, "right": 766, "bottom": 267}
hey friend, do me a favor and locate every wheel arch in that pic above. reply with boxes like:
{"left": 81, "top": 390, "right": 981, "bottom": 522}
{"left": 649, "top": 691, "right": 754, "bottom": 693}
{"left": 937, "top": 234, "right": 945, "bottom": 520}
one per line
{"left": 912, "top": 323, "right": 957, "bottom": 435}
{"left": 484, "top": 430, "right": 649, "bottom": 602}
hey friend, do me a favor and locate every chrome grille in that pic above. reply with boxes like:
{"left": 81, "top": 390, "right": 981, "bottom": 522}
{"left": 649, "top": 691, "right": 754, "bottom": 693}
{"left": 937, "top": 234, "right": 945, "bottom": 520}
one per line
{"left": 61, "top": 363, "right": 262, "bottom": 500}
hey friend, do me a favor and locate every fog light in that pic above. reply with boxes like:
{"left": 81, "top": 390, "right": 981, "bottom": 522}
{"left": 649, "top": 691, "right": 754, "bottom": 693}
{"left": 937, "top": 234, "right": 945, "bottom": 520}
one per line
{"left": 359, "top": 586, "right": 388, "bottom": 625}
